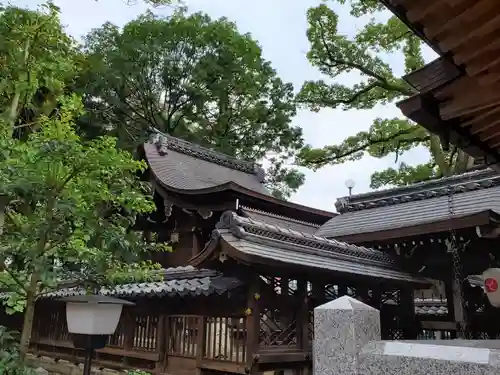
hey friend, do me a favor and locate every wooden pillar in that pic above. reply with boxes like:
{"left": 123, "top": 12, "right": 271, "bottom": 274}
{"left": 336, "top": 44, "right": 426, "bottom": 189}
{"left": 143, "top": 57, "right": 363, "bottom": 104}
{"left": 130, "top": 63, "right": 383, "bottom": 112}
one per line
{"left": 371, "top": 286, "right": 382, "bottom": 311}
{"left": 312, "top": 283, "right": 325, "bottom": 306}
{"left": 296, "top": 280, "right": 309, "bottom": 350}
{"left": 338, "top": 283, "right": 348, "bottom": 298}
{"left": 156, "top": 314, "right": 167, "bottom": 373}
{"left": 122, "top": 310, "right": 136, "bottom": 366}
{"left": 195, "top": 316, "right": 206, "bottom": 375}
{"left": 192, "top": 228, "right": 201, "bottom": 257}
{"left": 445, "top": 280, "right": 463, "bottom": 339}
{"left": 400, "top": 288, "right": 417, "bottom": 339}
{"left": 245, "top": 275, "right": 261, "bottom": 375}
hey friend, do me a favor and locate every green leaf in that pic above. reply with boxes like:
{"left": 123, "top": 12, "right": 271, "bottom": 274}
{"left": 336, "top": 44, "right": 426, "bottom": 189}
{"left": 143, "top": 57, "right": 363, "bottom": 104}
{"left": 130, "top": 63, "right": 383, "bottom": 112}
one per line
{"left": 296, "top": 1, "right": 473, "bottom": 186}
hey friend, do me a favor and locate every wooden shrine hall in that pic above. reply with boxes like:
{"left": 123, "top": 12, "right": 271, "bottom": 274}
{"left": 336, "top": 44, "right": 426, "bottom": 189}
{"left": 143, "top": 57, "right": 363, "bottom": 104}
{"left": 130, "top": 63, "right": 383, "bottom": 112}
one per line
{"left": 1, "top": 131, "right": 433, "bottom": 375}
{"left": 378, "top": 0, "right": 500, "bottom": 168}
{"left": 374, "top": 0, "right": 500, "bottom": 337}
{"left": 318, "top": 167, "right": 500, "bottom": 338}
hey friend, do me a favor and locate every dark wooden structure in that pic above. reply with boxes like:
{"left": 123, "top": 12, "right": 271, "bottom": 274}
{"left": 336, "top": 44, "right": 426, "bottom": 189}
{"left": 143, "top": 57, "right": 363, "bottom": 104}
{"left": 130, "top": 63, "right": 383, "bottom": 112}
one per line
{"left": 3, "top": 132, "right": 430, "bottom": 375}
{"left": 378, "top": 0, "right": 500, "bottom": 168}
{"left": 317, "top": 167, "right": 500, "bottom": 338}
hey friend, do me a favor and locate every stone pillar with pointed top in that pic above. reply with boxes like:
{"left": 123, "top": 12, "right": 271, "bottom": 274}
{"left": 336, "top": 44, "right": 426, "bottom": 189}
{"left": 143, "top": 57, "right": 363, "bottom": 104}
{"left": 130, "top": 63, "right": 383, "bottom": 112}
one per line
{"left": 313, "top": 295, "right": 381, "bottom": 375}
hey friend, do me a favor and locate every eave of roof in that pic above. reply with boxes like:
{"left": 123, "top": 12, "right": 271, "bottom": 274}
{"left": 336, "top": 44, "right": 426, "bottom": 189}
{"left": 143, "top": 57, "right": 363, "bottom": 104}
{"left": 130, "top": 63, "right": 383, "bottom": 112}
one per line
{"left": 239, "top": 206, "right": 322, "bottom": 233}
{"left": 143, "top": 131, "right": 336, "bottom": 224}
{"left": 27, "top": 266, "right": 243, "bottom": 300}
{"left": 378, "top": 0, "right": 444, "bottom": 56}
{"left": 191, "top": 211, "right": 429, "bottom": 287}
{"left": 335, "top": 168, "right": 499, "bottom": 214}
{"left": 378, "top": 1, "right": 500, "bottom": 165}
{"left": 397, "top": 92, "right": 500, "bottom": 168}
{"left": 144, "top": 133, "right": 270, "bottom": 196}
{"left": 319, "top": 169, "right": 500, "bottom": 241}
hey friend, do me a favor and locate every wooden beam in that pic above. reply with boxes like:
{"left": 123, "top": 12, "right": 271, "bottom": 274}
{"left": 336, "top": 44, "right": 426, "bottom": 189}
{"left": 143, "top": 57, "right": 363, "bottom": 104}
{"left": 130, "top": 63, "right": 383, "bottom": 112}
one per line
{"left": 419, "top": 320, "right": 457, "bottom": 331}
{"left": 402, "top": 57, "right": 461, "bottom": 93}
{"left": 425, "top": 0, "right": 493, "bottom": 40}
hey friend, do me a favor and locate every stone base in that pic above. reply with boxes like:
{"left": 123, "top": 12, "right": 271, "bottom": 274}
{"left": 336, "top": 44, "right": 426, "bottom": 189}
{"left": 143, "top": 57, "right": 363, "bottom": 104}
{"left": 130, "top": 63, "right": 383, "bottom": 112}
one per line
{"left": 359, "top": 341, "right": 500, "bottom": 375}
{"left": 26, "top": 354, "right": 127, "bottom": 375}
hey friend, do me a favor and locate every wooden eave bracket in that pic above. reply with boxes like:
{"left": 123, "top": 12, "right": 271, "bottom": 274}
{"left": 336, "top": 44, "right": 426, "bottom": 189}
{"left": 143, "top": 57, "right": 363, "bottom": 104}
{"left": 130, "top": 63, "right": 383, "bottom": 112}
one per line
{"left": 397, "top": 94, "right": 500, "bottom": 165}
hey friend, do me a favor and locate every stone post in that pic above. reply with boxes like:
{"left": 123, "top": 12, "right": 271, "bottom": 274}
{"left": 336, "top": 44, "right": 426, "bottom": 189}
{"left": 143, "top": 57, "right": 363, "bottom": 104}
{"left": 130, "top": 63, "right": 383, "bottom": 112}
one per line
{"left": 313, "top": 295, "right": 380, "bottom": 375}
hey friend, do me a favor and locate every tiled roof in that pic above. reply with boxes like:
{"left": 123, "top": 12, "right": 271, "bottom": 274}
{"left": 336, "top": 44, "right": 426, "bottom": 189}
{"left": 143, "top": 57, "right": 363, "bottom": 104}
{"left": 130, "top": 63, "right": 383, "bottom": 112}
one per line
{"left": 145, "top": 131, "right": 270, "bottom": 195}
{"left": 414, "top": 298, "right": 448, "bottom": 316}
{"left": 317, "top": 169, "right": 500, "bottom": 238}
{"left": 239, "top": 206, "right": 321, "bottom": 234}
{"left": 207, "top": 211, "right": 428, "bottom": 285}
{"left": 34, "top": 266, "right": 242, "bottom": 300}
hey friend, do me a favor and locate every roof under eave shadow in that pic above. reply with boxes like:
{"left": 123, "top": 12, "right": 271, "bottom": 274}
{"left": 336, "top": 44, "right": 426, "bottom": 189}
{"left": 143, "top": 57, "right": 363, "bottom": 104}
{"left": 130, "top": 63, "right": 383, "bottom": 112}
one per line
{"left": 190, "top": 211, "right": 430, "bottom": 287}
{"left": 317, "top": 169, "right": 500, "bottom": 242}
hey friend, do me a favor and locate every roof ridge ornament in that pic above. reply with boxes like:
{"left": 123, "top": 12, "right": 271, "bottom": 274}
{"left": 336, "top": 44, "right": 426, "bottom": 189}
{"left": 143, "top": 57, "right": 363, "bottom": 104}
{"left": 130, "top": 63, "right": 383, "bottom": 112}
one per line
{"left": 148, "top": 129, "right": 265, "bottom": 177}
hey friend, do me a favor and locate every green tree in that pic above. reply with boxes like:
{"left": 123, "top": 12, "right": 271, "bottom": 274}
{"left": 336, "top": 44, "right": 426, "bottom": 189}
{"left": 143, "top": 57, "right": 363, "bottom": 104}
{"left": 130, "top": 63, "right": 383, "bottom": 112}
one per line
{"left": 76, "top": 10, "right": 304, "bottom": 199}
{"left": 0, "top": 2, "right": 77, "bottom": 135}
{"left": 0, "top": 4, "right": 167, "bottom": 361}
{"left": 297, "top": 1, "right": 474, "bottom": 189}
{"left": 0, "top": 96, "right": 165, "bottom": 361}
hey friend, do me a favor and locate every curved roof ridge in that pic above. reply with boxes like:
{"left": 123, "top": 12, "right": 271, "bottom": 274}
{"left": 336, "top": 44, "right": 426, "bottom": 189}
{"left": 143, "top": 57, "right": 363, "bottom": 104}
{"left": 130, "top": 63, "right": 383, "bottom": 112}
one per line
{"left": 335, "top": 168, "right": 499, "bottom": 213}
{"left": 240, "top": 206, "right": 320, "bottom": 228}
{"left": 149, "top": 130, "right": 265, "bottom": 178}
{"left": 217, "top": 211, "right": 394, "bottom": 265}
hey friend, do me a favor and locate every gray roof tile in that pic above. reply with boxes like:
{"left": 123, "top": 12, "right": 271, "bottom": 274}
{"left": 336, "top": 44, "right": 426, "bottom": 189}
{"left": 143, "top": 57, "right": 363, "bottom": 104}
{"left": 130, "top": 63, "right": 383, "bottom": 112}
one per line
{"left": 240, "top": 206, "right": 321, "bottom": 234}
{"left": 335, "top": 168, "right": 497, "bottom": 213}
{"left": 317, "top": 169, "right": 500, "bottom": 238}
{"left": 317, "top": 186, "right": 500, "bottom": 238}
{"left": 212, "top": 212, "right": 429, "bottom": 285}
{"left": 145, "top": 132, "right": 270, "bottom": 195}
{"left": 414, "top": 298, "right": 448, "bottom": 316}
{"left": 26, "top": 266, "right": 242, "bottom": 300}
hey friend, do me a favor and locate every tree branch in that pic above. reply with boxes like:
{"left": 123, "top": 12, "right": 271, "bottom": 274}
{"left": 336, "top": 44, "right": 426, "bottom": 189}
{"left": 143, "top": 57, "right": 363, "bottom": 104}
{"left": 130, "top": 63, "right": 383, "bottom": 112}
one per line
{"left": 301, "top": 126, "right": 422, "bottom": 166}
{"left": 316, "top": 19, "right": 415, "bottom": 96}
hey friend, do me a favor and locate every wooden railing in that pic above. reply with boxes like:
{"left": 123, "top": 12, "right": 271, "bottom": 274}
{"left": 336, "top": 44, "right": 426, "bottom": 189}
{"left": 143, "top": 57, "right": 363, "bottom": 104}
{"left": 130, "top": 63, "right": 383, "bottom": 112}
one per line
{"left": 204, "top": 316, "right": 247, "bottom": 363}
{"left": 26, "top": 307, "right": 250, "bottom": 373}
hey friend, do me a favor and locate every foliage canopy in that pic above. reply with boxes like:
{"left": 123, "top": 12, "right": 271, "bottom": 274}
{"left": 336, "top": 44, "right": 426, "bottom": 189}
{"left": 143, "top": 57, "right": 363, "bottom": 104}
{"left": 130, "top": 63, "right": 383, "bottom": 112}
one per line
{"left": 297, "top": 1, "right": 474, "bottom": 189}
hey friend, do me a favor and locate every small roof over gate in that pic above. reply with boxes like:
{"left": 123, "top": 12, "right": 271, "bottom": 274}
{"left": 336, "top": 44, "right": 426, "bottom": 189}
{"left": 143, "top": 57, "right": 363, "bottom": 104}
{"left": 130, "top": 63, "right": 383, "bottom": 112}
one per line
{"left": 191, "top": 211, "right": 429, "bottom": 287}
{"left": 317, "top": 169, "right": 500, "bottom": 242}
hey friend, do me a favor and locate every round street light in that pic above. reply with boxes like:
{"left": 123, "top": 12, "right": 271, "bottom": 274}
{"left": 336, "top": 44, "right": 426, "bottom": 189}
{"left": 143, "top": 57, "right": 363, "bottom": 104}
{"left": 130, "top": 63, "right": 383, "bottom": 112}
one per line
{"left": 58, "top": 295, "right": 135, "bottom": 375}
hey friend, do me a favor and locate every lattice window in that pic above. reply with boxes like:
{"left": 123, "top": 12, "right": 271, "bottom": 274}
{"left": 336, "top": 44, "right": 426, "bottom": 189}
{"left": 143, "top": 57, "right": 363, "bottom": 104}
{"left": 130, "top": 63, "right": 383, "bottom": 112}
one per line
{"left": 324, "top": 284, "right": 338, "bottom": 301}
{"left": 260, "top": 276, "right": 282, "bottom": 295}
{"left": 260, "top": 308, "right": 297, "bottom": 346}
{"left": 108, "top": 314, "right": 127, "bottom": 348}
{"left": 381, "top": 290, "right": 400, "bottom": 305}
{"left": 347, "top": 286, "right": 357, "bottom": 298}
{"left": 204, "top": 316, "right": 247, "bottom": 363}
{"left": 134, "top": 314, "right": 159, "bottom": 351}
{"left": 168, "top": 316, "right": 198, "bottom": 357}
{"left": 386, "top": 329, "right": 404, "bottom": 340}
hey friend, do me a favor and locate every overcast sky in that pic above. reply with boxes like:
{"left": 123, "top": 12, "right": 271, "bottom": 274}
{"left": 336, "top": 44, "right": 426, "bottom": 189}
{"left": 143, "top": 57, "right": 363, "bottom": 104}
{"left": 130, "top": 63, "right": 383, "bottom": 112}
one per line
{"left": 16, "top": 0, "right": 437, "bottom": 212}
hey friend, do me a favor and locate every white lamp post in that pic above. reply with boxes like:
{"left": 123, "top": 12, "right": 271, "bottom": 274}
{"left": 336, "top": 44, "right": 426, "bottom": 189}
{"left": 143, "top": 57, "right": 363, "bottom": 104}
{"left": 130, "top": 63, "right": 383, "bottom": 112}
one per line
{"left": 59, "top": 295, "right": 135, "bottom": 375}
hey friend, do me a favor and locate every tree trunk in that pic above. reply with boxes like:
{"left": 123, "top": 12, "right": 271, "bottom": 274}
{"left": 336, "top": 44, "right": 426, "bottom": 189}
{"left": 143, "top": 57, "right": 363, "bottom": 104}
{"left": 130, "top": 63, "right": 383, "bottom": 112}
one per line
{"left": 453, "top": 150, "right": 474, "bottom": 174}
{"left": 429, "top": 134, "right": 451, "bottom": 176}
{"left": 18, "top": 272, "right": 39, "bottom": 361}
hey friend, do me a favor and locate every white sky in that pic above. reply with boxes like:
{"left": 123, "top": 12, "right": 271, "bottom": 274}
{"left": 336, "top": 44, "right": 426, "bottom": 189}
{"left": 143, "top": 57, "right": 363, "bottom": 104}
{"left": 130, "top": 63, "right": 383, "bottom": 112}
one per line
{"left": 15, "top": 0, "right": 438, "bottom": 211}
